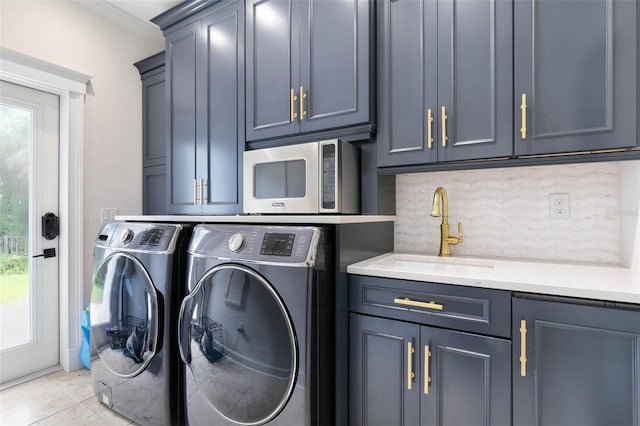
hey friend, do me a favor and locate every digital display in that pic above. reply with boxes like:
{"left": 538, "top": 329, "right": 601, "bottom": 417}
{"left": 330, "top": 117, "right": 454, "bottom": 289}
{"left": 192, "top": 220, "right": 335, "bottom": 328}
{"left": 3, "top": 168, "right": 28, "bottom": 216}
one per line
{"left": 260, "top": 233, "right": 295, "bottom": 256}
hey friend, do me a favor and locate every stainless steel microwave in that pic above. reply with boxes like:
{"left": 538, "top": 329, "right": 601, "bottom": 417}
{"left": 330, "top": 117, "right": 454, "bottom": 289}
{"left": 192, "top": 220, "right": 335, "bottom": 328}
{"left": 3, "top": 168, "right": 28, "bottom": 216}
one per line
{"left": 243, "top": 140, "right": 360, "bottom": 214}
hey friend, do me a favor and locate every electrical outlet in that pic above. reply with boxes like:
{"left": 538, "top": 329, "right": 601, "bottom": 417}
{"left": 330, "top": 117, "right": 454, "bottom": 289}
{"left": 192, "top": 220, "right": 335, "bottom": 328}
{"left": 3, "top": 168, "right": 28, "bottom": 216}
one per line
{"left": 549, "top": 193, "right": 570, "bottom": 219}
{"left": 100, "top": 208, "right": 118, "bottom": 222}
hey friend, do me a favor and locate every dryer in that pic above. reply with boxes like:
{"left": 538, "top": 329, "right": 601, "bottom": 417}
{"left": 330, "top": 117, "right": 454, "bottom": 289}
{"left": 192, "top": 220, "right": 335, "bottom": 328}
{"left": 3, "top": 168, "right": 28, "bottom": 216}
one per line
{"left": 179, "top": 224, "right": 335, "bottom": 425}
{"left": 90, "top": 222, "right": 191, "bottom": 425}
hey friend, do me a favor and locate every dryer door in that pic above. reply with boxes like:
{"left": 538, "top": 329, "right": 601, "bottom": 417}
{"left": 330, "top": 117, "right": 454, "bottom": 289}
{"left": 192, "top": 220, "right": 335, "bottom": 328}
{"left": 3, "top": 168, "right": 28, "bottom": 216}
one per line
{"left": 90, "top": 252, "right": 159, "bottom": 378}
{"left": 179, "top": 264, "right": 297, "bottom": 425}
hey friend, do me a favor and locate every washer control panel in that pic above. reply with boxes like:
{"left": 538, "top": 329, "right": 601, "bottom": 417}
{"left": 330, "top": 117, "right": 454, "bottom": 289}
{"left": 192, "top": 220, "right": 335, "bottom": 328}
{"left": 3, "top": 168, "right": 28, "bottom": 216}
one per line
{"left": 96, "top": 223, "right": 180, "bottom": 253}
{"left": 189, "top": 224, "right": 320, "bottom": 265}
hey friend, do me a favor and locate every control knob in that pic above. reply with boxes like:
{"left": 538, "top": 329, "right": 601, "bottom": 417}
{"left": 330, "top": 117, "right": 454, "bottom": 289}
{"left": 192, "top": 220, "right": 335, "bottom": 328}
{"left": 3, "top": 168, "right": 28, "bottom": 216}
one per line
{"left": 120, "top": 229, "right": 134, "bottom": 244}
{"left": 228, "top": 233, "right": 246, "bottom": 252}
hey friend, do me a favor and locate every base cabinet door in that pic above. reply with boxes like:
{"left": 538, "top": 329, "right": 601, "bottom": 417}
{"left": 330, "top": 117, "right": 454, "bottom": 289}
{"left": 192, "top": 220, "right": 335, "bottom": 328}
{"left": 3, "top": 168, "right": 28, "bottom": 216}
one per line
{"left": 349, "top": 314, "right": 420, "bottom": 426}
{"left": 513, "top": 297, "right": 640, "bottom": 426}
{"left": 350, "top": 314, "right": 511, "bottom": 426}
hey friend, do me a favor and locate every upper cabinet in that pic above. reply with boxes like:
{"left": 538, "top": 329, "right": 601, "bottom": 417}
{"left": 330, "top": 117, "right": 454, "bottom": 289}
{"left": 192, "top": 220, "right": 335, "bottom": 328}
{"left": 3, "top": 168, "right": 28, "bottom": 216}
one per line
{"left": 377, "top": 0, "right": 513, "bottom": 167}
{"left": 160, "top": 0, "right": 244, "bottom": 214}
{"left": 134, "top": 52, "right": 167, "bottom": 215}
{"left": 245, "top": 0, "right": 374, "bottom": 143}
{"left": 514, "top": 0, "right": 638, "bottom": 156}
{"left": 379, "top": 0, "right": 639, "bottom": 170}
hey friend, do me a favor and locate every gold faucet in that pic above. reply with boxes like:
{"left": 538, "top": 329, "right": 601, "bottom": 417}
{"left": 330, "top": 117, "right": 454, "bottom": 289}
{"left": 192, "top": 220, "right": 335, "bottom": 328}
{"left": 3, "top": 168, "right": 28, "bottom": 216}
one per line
{"left": 430, "top": 187, "right": 463, "bottom": 256}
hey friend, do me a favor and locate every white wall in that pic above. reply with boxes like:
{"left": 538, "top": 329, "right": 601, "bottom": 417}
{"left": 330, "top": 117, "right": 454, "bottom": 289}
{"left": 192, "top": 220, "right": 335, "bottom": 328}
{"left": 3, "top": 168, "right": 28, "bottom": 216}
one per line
{"left": 395, "top": 160, "right": 640, "bottom": 267}
{"left": 0, "top": 0, "right": 164, "bottom": 304}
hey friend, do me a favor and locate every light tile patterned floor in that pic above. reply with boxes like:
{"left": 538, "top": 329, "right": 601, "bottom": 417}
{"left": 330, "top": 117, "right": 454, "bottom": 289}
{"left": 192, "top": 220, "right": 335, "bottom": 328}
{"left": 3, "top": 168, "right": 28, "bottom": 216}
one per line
{"left": 0, "top": 369, "right": 134, "bottom": 425}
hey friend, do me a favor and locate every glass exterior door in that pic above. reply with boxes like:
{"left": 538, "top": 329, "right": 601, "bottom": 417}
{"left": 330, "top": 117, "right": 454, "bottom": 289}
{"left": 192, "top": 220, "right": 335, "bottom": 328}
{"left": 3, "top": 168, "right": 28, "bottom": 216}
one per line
{"left": 179, "top": 264, "right": 297, "bottom": 425}
{"left": 0, "top": 81, "right": 59, "bottom": 385}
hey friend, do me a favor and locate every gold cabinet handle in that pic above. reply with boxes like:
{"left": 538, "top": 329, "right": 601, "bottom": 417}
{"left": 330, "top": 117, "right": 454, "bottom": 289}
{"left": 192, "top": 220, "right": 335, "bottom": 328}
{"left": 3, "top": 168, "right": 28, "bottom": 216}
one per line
{"left": 200, "top": 178, "right": 207, "bottom": 204}
{"left": 424, "top": 344, "right": 432, "bottom": 395}
{"left": 441, "top": 106, "right": 448, "bottom": 147}
{"left": 407, "top": 341, "right": 415, "bottom": 390}
{"left": 427, "top": 109, "right": 434, "bottom": 149}
{"left": 520, "top": 93, "right": 527, "bottom": 140}
{"left": 299, "top": 86, "right": 307, "bottom": 121}
{"left": 290, "top": 89, "right": 298, "bottom": 122}
{"left": 394, "top": 297, "right": 444, "bottom": 311}
{"left": 520, "top": 319, "right": 527, "bottom": 377}
{"left": 194, "top": 179, "right": 200, "bottom": 205}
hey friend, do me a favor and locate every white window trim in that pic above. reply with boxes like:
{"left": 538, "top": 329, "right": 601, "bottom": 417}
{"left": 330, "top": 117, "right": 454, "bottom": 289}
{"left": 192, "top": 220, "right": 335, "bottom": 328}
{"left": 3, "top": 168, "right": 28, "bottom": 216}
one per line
{"left": 1, "top": 47, "right": 90, "bottom": 372}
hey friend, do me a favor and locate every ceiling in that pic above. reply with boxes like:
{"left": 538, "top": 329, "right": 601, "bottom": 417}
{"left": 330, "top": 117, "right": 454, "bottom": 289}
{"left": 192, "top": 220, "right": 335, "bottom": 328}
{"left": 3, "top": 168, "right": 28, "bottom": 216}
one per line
{"left": 102, "top": 0, "right": 183, "bottom": 26}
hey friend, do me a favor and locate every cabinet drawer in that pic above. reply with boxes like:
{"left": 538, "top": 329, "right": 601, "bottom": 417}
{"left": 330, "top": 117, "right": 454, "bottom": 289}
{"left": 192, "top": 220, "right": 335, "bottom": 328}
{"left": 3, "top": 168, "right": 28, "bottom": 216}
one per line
{"left": 349, "top": 275, "right": 511, "bottom": 338}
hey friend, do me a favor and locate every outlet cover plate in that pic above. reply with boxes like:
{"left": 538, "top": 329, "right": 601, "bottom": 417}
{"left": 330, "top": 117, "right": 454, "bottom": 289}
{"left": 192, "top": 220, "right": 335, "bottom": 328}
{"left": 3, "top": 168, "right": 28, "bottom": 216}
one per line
{"left": 549, "top": 193, "right": 570, "bottom": 219}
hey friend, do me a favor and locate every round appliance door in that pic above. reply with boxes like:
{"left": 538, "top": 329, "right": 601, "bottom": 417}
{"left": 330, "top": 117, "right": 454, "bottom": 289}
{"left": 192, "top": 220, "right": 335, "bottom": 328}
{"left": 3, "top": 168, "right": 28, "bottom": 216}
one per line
{"left": 179, "top": 264, "right": 297, "bottom": 426}
{"left": 90, "top": 252, "right": 159, "bottom": 378}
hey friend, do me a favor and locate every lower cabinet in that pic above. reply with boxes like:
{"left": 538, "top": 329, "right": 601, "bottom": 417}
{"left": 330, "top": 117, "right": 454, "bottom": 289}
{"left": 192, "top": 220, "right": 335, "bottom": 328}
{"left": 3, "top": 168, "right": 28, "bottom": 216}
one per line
{"left": 513, "top": 296, "right": 640, "bottom": 426}
{"left": 350, "top": 314, "right": 511, "bottom": 426}
{"left": 349, "top": 276, "right": 511, "bottom": 426}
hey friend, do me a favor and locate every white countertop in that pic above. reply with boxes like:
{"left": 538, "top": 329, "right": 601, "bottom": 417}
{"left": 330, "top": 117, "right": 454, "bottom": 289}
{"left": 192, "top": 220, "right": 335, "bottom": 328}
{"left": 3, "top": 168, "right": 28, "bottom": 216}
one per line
{"left": 347, "top": 253, "right": 640, "bottom": 304}
{"left": 114, "top": 214, "right": 395, "bottom": 224}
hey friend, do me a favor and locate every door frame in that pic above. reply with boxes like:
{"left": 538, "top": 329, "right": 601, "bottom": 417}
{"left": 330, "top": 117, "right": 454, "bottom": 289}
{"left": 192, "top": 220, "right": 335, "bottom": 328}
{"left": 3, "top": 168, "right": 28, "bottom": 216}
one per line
{"left": 1, "top": 47, "right": 89, "bottom": 373}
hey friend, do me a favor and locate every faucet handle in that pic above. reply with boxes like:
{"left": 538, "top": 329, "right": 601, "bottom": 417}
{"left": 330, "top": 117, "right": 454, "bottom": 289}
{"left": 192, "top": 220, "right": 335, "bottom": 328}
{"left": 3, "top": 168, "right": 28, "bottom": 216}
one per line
{"left": 457, "top": 222, "right": 463, "bottom": 243}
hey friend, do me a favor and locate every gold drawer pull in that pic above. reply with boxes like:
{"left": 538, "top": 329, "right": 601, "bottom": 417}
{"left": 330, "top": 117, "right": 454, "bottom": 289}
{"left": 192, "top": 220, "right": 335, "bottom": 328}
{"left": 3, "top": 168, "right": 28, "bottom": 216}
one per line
{"left": 441, "top": 106, "right": 448, "bottom": 147}
{"left": 299, "top": 86, "right": 307, "bottom": 121}
{"left": 407, "top": 341, "right": 415, "bottom": 390}
{"left": 394, "top": 297, "right": 443, "bottom": 311}
{"left": 520, "top": 319, "right": 527, "bottom": 377}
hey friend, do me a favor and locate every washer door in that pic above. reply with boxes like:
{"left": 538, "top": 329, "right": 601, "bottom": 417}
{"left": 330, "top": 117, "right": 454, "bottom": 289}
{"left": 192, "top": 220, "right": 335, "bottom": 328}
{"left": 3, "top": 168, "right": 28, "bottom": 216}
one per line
{"left": 179, "top": 264, "right": 297, "bottom": 426}
{"left": 90, "top": 252, "right": 158, "bottom": 378}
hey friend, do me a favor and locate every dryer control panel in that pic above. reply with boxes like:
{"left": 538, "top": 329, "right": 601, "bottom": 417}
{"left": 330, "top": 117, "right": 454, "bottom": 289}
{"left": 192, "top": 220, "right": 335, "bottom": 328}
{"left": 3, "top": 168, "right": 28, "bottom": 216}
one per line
{"left": 189, "top": 224, "right": 321, "bottom": 266}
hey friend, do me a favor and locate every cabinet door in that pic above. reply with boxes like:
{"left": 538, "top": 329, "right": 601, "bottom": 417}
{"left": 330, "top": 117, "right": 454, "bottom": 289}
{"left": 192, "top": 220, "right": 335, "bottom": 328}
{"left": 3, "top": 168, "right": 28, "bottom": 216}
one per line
{"left": 513, "top": 298, "right": 640, "bottom": 426}
{"left": 514, "top": 0, "right": 637, "bottom": 155}
{"left": 245, "top": 0, "right": 301, "bottom": 141}
{"left": 298, "top": 0, "right": 371, "bottom": 133}
{"left": 421, "top": 326, "right": 511, "bottom": 426}
{"left": 198, "top": 0, "right": 244, "bottom": 214}
{"left": 437, "top": 0, "right": 512, "bottom": 162}
{"left": 143, "top": 165, "right": 166, "bottom": 215}
{"left": 142, "top": 68, "right": 166, "bottom": 168}
{"left": 349, "top": 314, "right": 420, "bottom": 426}
{"left": 377, "top": 0, "right": 437, "bottom": 167}
{"left": 165, "top": 21, "right": 201, "bottom": 214}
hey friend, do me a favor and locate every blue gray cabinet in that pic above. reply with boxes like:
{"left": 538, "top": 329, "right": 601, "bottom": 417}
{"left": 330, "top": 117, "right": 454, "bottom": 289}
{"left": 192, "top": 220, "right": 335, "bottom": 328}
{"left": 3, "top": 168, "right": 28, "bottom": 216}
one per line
{"left": 135, "top": 52, "right": 167, "bottom": 215}
{"left": 162, "top": 0, "right": 244, "bottom": 214}
{"left": 349, "top": 276, "right": 511, "bottom": 426}
{"left": 513, "top": 296, "right": 640, "bottom": 426}
{"left": 245, "top": 0, "right": 373, "bottom": 142}
{"left": 514, "top": 0, "right": 638, "bottom": 155}
{"left": 377, "top": 0, "right": 513, "bottom": 167}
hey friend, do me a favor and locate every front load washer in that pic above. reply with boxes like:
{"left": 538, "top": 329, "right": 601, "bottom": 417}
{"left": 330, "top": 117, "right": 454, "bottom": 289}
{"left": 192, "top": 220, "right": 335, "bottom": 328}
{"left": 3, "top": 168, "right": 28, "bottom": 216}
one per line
{"left": 90, "top": 222, "right": 191, "bottom": 425}
{"left": 179, "top": 224, "right": 335, "bottom": 425}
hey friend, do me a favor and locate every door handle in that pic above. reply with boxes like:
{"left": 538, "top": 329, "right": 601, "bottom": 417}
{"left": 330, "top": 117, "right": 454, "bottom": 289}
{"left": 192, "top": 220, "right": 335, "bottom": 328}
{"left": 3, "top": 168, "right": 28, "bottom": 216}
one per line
{"left": 42, "top": 212, "right": 59, "bottom": 240}
{"left": 290, "top": 89, "right": 298, "bottom": 122}
{"left": 520, "top": 319, "right": 527, "bottom": 377}
{"left": 427, "top": 109, "right": 434, "bottom": 149}
{"left": 441, "top": 106, "right": 448, "bottom": 147}
{"left": 520, "top": 93, "right": 527, "bottom": 140}
{"left": 299, "top": 86, "right": 307, "bottom": 121}
{"left": 407, "top": 341, "right": 415, "bottom": 390}
{"left": 424, "top": 344, "right": 432, "bottom": 395}
{"left": 394, "top": 297, "right": 443, "bottom": 311}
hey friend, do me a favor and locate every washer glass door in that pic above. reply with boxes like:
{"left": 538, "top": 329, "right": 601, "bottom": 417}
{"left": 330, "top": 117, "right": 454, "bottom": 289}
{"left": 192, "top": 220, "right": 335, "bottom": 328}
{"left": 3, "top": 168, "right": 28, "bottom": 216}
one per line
{"left": 179, "top": 264, "right": 297, "bottom": 425}
{"left": 90, "top": 252, "right": 158, "bottom": 378}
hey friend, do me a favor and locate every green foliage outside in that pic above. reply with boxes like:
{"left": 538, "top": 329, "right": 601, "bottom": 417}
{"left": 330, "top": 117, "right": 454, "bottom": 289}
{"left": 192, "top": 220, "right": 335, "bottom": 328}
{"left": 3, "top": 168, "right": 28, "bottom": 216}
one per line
{"left": 0, "top": 271, "right": 28, "bottom": 304}
{"left": 0, "top": 255, "right": 27, "bottom": 275}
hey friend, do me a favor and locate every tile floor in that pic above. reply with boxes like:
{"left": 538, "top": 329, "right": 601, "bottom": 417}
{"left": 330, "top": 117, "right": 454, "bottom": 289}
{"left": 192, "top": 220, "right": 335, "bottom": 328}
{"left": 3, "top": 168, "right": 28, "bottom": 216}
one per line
{"left": 0, "top": 369, "right": 134, "bottom": 425}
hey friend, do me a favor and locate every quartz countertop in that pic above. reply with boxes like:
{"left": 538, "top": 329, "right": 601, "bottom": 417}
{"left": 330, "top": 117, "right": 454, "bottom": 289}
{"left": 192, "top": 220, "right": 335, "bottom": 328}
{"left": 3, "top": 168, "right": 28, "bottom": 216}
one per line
{"left": 114, "top": 214, "right": 395, "bottom": 224}
{"left": 347, "top": 253, "right": 640, "bottom": 304}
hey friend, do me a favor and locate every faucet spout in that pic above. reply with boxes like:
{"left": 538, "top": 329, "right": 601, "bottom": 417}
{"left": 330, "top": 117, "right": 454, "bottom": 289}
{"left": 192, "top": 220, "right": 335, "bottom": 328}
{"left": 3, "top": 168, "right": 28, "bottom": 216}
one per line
{"left": 430, "top": 186, "right": 462, "bottom": 256}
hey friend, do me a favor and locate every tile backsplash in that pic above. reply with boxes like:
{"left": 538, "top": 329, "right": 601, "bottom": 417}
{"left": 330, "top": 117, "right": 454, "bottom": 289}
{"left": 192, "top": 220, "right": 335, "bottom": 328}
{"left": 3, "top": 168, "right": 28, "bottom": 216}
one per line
{"left": 395, "top": 161, "right": 640, "bottom": 265}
